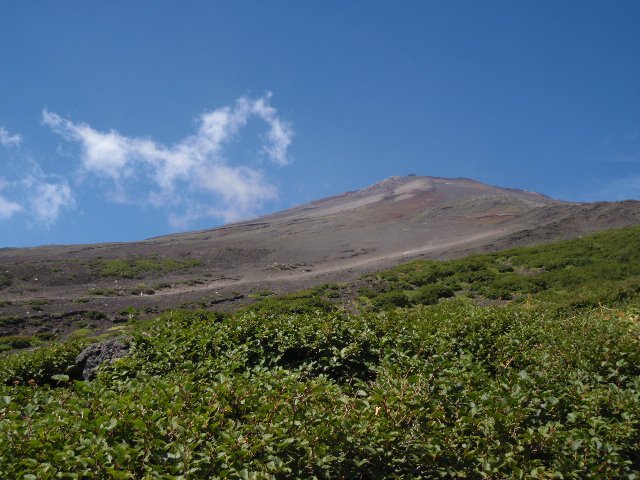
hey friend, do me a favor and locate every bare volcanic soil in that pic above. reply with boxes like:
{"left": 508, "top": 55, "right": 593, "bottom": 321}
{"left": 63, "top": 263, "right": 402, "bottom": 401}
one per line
{"left": 1, "top": 175, "right": 639, "bottom": 340}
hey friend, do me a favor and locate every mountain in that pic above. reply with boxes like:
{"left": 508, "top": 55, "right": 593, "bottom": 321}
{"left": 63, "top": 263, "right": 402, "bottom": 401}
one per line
{"left": 1, "top": 175, "right": 639, "bottom": 339}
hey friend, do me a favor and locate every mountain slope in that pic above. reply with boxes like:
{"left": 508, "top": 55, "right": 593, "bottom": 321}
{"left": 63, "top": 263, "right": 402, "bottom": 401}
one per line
{"left": 1, "top": 175, "right": 639, "bottom": 338}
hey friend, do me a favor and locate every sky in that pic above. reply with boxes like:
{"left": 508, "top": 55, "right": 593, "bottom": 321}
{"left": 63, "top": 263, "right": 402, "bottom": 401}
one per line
{"left": 0, "top": 1, "right": 639, "bottom": 248}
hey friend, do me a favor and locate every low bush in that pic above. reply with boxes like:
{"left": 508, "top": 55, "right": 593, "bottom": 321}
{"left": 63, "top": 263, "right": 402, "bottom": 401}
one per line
{"left": 26, "top": 299, "right": 49, "bottom": 312}
{"left": 0, "top": 335, "right": 33, "bottom": 349}
{"left": 412, "top": 284, "right": 455, "bottom": 305}
{"left": 370, "top": 291, "right": 409, "bottom": 310}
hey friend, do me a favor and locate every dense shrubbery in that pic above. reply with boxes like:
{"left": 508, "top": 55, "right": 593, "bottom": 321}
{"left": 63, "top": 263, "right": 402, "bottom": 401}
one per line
{"left": 1, "top": 303, "right": 639, "bottom": 478}
{"left": 1, "top": 226, "right": 640, "bottom": 478}
{"left": 359, "top": 225, "right": 640, "bottom": 310}
{"left": 0, "top": 341, "right": 87, "bottom": 386}
{"left": 246, "top": 292, "right": 334, "bottom": 316}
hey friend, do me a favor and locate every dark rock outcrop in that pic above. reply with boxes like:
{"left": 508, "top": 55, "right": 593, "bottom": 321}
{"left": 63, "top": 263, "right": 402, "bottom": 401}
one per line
{"left": 71, "top": 338, "right": 130, "bottom": 380}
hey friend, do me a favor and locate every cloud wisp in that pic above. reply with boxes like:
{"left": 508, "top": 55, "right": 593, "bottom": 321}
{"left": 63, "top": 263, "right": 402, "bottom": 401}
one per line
{"left": 43, "top": 93, "right": 293, "bottom": 225}
{"left": 22, "top": 176, "right": 75, "bottom": 227}
{"left": 0, "top": 187, "right": 23, "bottom": 219}
{"left": 0, "top": 124, "right": 76, "bottom": 226}
{"left": 0, "top": 173, "right": 75, "bottom": 226}
{"left": 0, "top": 126, "right": 22, "bottom": 147}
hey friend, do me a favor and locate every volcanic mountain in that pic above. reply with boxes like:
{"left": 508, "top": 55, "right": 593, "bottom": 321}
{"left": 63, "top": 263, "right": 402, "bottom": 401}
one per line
{"left": 1, "top": 175, "right": 639, "bottom": 338}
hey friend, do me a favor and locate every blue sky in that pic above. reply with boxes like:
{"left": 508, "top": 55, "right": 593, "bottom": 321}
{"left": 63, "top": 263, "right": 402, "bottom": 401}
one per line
{"left": 1, "top": 1, "right": 639, "bottom": 247}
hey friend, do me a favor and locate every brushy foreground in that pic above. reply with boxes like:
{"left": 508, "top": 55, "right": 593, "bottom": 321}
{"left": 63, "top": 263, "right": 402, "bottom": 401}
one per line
{"left": 1, "top": 227, "right": 640, "bottom": 478}
{"left": 1, "top": 303, "right": 639, "bottom": 478}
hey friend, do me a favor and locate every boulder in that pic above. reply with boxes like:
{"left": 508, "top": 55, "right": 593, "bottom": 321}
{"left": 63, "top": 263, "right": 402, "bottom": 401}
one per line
{"left": 72, "top": 338, "right": 130, "bottom": 380}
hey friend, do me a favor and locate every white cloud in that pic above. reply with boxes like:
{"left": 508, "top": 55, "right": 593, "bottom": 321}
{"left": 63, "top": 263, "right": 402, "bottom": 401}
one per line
{"left": 0, "top": 126, "right": 22, "bottom": 147}
{"left": 250, "top": 93, "right": 293, "bottom": 166}
{"left": 0, "top": 195, "right": 22, "bottom": 219}
{"left": 194, "top": 164, "right": 278, "bottom": 223}
{"left": 0, "top": 124, "right": 75, "bottom": 227}
{"left": 0, "top": 179, "right": 22, "bottom": 219}
{"left": 23, "top": 177, "right": 75, "bottom": 226}
{"left": 42, "top": 111, "right": 135, "bottom": 179}
{"left": 43, "top": 93, "right": 293, "bottom": 225}
{"left": 0, "top": 170, "right": 74, "bottom": 227}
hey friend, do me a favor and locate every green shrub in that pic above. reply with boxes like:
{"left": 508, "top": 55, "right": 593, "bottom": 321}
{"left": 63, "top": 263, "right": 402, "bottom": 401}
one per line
{"left": 26, "top": 299, "right": 49, "bottom": 311}
{"left": 68, "top": 328, "right": 93, "bottom": 340}
{"left": 356, "top": 286, "right": 378, "bottom": 298}
{"left": 0, "top": 274, "right": 11, "bottom": 289}
{"left": 35, "top": 332, "right": 56, "bottom": 341}
{"left": 412, "top": 284, "right": 455, "bottom": 305}
{"left": 370, "top": 291, "right": 409, "bottom": 310}
{"left": 0, "top": 341, "right": 86, "bottom": 385}
{"left": 0, "top": 315, "right": 21, "bottom": 327}
{"left": 118, "top": 306, "right": 139, "bottom": 316}
{"left": 129, "top": 284, "right": 155, "bottom": 295}
{"left": 95, "top": 256, "right": 200, "bottom": 279}
{"left": 85, "top": 310, "right": 106, "bottom": 320}
{"left": 497, "top": 263, "right": 514, "bottom": 273}
{"left": 482, "top": 275, "right": 548, "bottom": 299}
{"left": 88, "top": 287, "right": 122, "bottom": 296}
{"left": 0, "top": 335, "right": 33, "bottom": 349}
